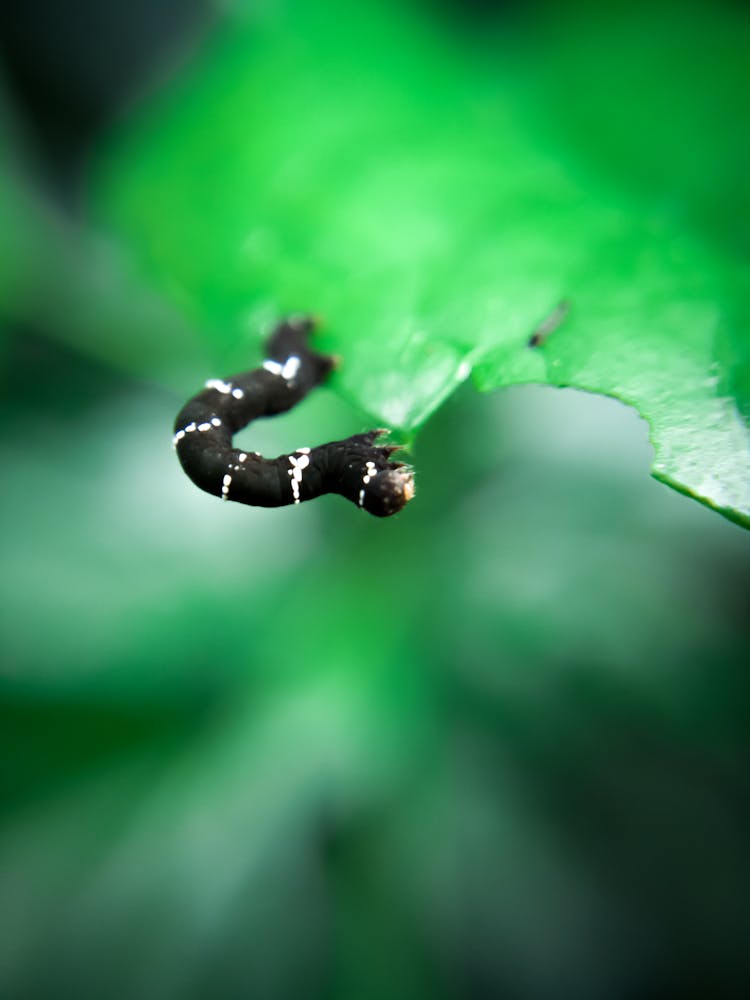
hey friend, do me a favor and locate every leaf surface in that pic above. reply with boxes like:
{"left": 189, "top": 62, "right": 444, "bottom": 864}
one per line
{"left": 92, "top": 0, "right": 750, "bottom": 525}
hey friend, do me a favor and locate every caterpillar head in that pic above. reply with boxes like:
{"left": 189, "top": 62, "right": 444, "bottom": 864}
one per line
{"left": 360, "top": 466, "right": 415, "bottom": 517}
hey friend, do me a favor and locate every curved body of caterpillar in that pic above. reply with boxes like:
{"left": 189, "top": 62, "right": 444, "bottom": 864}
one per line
{"left": 173, "top": 316, "right": 414, "bottom": 517}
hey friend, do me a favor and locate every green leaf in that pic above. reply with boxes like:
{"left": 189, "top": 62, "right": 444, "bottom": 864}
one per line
{"left": 92, "top": 0, "right": 750, "bottom": 525}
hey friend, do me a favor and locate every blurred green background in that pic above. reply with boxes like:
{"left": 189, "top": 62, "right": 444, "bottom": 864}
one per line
{"left": 1, "top": 2, "right": 749, "bottom": 999}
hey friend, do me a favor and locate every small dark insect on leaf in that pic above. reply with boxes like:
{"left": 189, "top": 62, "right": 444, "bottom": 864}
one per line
{"left": 528, "top": 298, "right": 571, "bottom": 348}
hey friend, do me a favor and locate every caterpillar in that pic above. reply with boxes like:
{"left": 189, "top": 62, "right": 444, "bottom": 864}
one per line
{"left": 173, "top": 316, "right": 415, "bottom": 517}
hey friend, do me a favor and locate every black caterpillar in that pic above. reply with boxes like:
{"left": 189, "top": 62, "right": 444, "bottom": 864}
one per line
{"left": 173, "top": 316, "right": 415, "bottom": 517}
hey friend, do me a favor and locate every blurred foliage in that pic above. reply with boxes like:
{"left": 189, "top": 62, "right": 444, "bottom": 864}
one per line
{"left": 92, "top": 0, "right": 750, "bottom": 524}
{"left": 1, "top": 2, "right": 750, "bottom": 999}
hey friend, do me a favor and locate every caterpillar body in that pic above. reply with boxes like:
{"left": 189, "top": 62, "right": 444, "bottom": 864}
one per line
{"left": 173, "top": 317, "right": 414, "bottom": 517}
